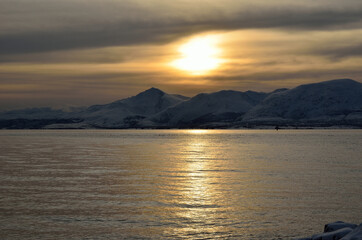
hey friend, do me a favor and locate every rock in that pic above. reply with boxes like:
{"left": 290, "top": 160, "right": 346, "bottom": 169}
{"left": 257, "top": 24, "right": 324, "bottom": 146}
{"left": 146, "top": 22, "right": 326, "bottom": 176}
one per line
{"left": 324, "top": 221, "right": 358, "bottom": 233}
{"left": 341, "top": 224, "right": 362, "bottom": 240}
{"left": 297, "top": 222, "right": 361, "bottom": 240}
{"left": 312, "top": 228, "right": 353, "bottom": 240}
{"left": 311, "top": 227, "right": 353, "bottom": 240}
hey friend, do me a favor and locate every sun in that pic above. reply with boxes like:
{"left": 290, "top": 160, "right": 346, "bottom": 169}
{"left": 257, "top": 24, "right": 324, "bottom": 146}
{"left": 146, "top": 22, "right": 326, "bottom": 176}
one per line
{"left": 171, "top": 35, "right": 223, "bottom": 75}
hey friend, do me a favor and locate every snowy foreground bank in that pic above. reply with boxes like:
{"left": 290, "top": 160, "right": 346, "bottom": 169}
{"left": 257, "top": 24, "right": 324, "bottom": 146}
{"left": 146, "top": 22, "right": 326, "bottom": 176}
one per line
{"left": 298, "top": 221, "right": 362, "bottom": 240}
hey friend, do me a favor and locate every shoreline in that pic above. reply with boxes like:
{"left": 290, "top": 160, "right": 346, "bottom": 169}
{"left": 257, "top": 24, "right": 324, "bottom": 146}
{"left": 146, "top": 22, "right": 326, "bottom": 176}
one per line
{"left": 297, "top": 222, "right": 362, "bottom": 240}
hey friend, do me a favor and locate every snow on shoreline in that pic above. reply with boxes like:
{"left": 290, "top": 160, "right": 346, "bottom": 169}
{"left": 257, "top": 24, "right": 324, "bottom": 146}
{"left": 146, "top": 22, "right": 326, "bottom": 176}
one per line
{"left": 297, "top": 221, "right": 362, "bottom": 240}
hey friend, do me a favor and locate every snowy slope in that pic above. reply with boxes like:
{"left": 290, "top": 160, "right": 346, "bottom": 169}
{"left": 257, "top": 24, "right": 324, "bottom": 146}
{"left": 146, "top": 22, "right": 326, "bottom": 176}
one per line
{"left": 0, "top": 107, "right": 83, "bottom": 129}
{"left": 243, "top": 79, "right": 362, "bottom": 124}
{"left": 150, "top": 90, "right": 267, "bottom": 127}
{"left": 73, "top": 87, "right": 189, "bottom": 128}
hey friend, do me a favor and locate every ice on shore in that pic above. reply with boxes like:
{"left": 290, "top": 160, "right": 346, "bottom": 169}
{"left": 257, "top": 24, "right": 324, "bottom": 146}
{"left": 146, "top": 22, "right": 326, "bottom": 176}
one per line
{"left": 324, "top": 221, "right": 358, "bottom": 233}
{"left": 298, "top": 222, "right": 362, "bottom": 240}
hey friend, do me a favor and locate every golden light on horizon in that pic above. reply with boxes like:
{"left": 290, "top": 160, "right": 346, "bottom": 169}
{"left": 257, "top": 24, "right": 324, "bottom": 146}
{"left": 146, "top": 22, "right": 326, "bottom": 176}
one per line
{"left": 187, "top": 129, "right": 210, "bottom": 134}
{"left": 171, "top": 36, "right": 223, "bottom": 75}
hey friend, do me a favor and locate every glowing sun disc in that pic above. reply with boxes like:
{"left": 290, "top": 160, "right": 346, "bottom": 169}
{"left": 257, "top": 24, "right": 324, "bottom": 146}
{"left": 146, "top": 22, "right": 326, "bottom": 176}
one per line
{"left": 171, "top": 36, "right": 222, "bottom": 74}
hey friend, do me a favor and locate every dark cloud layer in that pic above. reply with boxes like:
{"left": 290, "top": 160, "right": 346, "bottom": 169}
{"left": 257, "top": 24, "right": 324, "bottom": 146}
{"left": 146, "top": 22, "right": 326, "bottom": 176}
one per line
{"left": 1, "top": 0, "right": 362, "bottom": 110}
{"left": 314, "top": 43, "right": 362, "bottom": 60}
{"left": 1, "top": 0, "right": 362, "bottom": 55}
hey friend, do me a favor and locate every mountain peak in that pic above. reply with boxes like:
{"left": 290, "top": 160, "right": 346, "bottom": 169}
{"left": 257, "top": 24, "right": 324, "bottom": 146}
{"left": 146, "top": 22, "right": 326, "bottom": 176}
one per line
{"left": 142, "top": 87, "right": 165, "bottom": 95}
{"left": 324, "top": 78, "right": 356, "bottom": 83}
{"left": 130, "top": 87, "right": 166, "bottom": 101}
{"left": 293, "top": 79, "right": 361, "bottom": 93}
{"left": 323, "top": 78, "right": 362, "bottom": 87}
{"left": 303, "top": 78, "right": 359, "bottom": 87}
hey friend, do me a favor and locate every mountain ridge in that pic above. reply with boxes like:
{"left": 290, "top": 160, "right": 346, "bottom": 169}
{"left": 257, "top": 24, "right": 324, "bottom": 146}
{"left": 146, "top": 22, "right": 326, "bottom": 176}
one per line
{"left": 1, "top": 79, "right": 361, "bottom": 129}
{"left": 243, "top": 78, "right": 362, "bottom": 125}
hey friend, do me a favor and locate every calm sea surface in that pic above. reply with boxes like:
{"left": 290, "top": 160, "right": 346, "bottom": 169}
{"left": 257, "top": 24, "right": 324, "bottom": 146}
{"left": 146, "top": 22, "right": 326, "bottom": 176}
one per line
{"left": 0, "top": 129, "right": 361, "bottom": 239}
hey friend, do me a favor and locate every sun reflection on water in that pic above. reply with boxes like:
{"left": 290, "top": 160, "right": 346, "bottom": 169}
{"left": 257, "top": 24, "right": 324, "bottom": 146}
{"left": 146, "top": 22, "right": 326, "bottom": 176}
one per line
{"left": 2, "top": 130, "right": 362, "bottom": 239}
{"left": 171, "top": 132, "right": 226, "bottom": 237}
{"left": 186, "top": 129, "right": 210, "bottom": 134}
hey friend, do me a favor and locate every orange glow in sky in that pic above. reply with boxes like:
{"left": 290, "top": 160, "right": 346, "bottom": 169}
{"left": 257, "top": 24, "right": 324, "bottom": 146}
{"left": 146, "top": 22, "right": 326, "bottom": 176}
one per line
{"left": 171, "top": 36, "right": 223, "bottom": 75}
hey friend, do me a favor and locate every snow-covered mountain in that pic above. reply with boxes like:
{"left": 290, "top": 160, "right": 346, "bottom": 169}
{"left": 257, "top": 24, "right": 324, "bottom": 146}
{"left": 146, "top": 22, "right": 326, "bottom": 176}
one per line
{"left": 0, "top": 107, "right": 81, "bottom": 129}
{"left": 0, "top": 88, "right": 189, "bottom": 128}
{"left": 243, "top": 79, "right": 362, "bottom": 125}
{"left": 1, "top": 79, "right": 361, "bottom": 129}
{"left": 72, "top": 87, "right": 189, "bottom": 128}
{"left": 150, "top": 90, "right": 267, "bottom": 127}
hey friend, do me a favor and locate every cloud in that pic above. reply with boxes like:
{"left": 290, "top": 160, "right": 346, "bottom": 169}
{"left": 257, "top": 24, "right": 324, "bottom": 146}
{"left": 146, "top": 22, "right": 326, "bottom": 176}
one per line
{"left": 1, "top": 0, "right": 362, "bottom": 110}
{"left": 312, "top": 43, "right": 362, "bottom": 60}
{"left": 1, "top": 0, "right": 362, "bottom": 54}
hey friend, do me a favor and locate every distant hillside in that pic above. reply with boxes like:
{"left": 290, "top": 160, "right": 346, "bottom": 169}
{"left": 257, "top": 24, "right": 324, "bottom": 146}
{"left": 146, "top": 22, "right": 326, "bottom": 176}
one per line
{"left": 71, "top": 87, "right": 189, "bottom": 128}
{"left": 0, "top": 107, "right": 66, "bottom": 120}
{"left": 243, "top": 79, "right": 362, "bottom": 126}
{"left": 1, "top": 79, "right": 361, "bottom": 129}
{"left": 150, "top": 90, "right": 267, "bottom": 128}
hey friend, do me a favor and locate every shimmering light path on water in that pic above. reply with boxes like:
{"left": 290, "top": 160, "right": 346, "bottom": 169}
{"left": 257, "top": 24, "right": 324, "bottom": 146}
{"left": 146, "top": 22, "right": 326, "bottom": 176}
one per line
{"left": 0, "top": 130, "right": 361, "bottom": 239}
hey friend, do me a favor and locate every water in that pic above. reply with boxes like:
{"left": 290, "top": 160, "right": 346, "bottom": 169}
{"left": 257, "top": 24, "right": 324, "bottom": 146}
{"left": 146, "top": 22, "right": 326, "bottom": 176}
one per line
{"left": 0, "top": 129, "right": 361, "bottom": 239}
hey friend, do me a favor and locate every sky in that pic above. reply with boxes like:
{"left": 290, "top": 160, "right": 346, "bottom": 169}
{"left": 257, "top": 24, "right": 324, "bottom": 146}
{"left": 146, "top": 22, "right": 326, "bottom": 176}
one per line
{"left": 1, "top": 0, "right": 362, "bottom": 110}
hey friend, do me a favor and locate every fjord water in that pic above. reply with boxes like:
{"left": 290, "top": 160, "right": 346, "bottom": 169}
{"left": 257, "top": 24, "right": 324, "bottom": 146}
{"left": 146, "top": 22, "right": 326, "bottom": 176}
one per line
{"left": 0, "top": 130, "right": 361, "bottom": 239}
